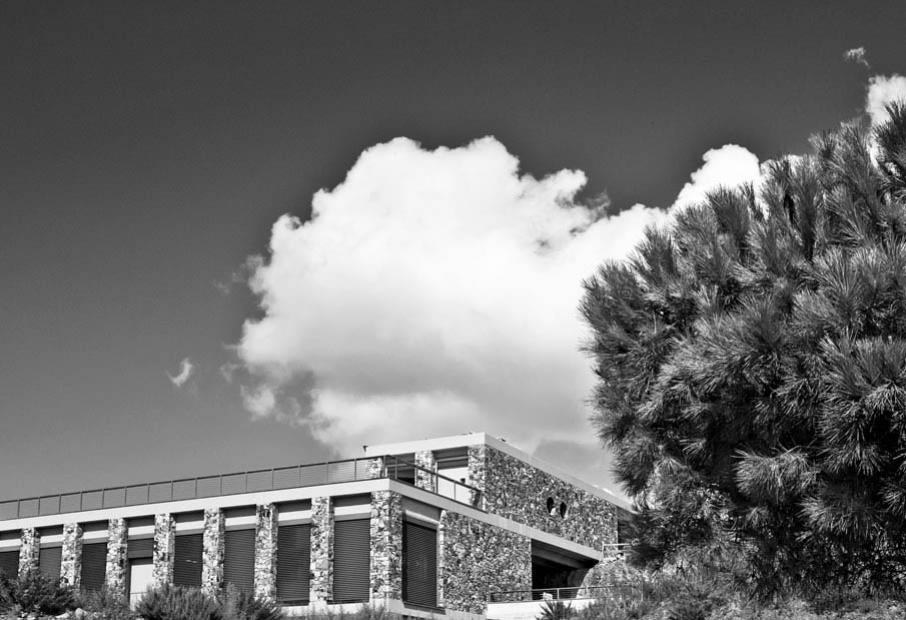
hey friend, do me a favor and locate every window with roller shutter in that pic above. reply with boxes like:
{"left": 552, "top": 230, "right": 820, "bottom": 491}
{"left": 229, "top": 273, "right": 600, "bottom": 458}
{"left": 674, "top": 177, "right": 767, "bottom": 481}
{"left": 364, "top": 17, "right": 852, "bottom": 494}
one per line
{"left": 223, "top": 528, "right": 256, "bottom": 595}
{"left": 38, "top": 546, "right": 62, "bottom": 581}
{"left": 173, "top": 533, "right": 203, "bottom": 587}
{"left": 402, "top": 521, "right": 437, "bottom": 608}
{"left": 80, "top": 542, "right": 107, "bottom": 591}
{"left": 0, "top": 550, "right": 18, "bottom": 577}
{"left": 276, "top": 523, "right": 311, "bottom": 604}
{"left": 331, "top": 519, "right": 370, "bottom": 603}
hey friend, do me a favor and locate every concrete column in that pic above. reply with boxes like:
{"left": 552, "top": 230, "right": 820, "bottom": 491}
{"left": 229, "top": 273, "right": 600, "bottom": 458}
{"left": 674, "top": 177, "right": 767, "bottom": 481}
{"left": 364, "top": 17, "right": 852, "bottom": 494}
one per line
{"left": 105, "top": 518, "right": 128, "bottom": 599}
{"left": 414, "top": 450, "right": 437, "bottom": 492}
{"left": 60, "top": 523, "right": 82, "bottom": 587}
{"left": 152, "top": 514, "right": 175, "bottom": 588}
{"left": 368, "top": 490, "right": 402, "bottom": 601}
{"left": 202, "top": 508, "right": 225, "bottom": 596}
{"left": 18, "top": 528, "right": 39, "bottom": 577}
{"left": 309, "top": 496, "right": 333, "bottom": 603}
{"left": 253, "top": 503, "right": 278, "bottom": 601}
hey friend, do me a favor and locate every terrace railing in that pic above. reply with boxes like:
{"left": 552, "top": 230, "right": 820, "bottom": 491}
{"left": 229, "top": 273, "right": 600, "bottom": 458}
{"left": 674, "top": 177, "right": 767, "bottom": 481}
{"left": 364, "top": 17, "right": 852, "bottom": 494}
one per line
{"left": 0, "top": 454, "right": 484, "bottom": 521}
{"left": 488, "top": 583, "right": 644, "bottom": 603}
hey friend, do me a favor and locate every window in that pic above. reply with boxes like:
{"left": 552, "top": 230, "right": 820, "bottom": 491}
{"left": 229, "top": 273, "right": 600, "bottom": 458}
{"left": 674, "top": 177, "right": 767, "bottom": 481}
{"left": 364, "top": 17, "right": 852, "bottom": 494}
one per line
{"left": 332, "top": 519, "right": 370, "bottom": 603}
{"left": 276, "top": 523, "right": 311, "bottom": 604}
{"left": 402, "top": 521, "right": 437, "bottom": 608}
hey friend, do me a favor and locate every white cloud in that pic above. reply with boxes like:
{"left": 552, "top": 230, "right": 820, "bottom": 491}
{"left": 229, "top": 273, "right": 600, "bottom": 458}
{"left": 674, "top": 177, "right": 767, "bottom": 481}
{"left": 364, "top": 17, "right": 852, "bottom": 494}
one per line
{"left": 167, "top": 357, "right": 195, "bottom": 388}
{"left": 843, "top": 46, "right": 869, "bottom": 69}
{"left": 671, "top": 144, "right": 761, "bottom": 211}
{"left": 866, "top": 74, "right": 906, "bottom": 126}
{"left": 237, "top": 136, "right": 667, "bottom": 455}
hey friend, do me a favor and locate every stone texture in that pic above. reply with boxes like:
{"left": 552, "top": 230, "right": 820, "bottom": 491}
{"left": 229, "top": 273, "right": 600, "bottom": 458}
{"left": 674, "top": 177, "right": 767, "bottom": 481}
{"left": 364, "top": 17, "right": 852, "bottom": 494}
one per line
{"left": 309, "top": 496, "right": 333, "bottom": 603}
{"left": 414, "top": 450, "right": 437, "bottom": 492}
{"left": 105, "top": 518, "right": 128, "bottom": 599}
{"left": 441, "top": 511, "right": 532, "bottom": 614}
{"left": 60, "top": 523, "right": 82, "bottom": 587}
{"left": 369, "top": 490, "right": 402, "bottom": 601}
{"left": 202, "top": 508, "right": 225, "bottom": 595}
{"left": 253, "top": 504, "right": 278, "bottom": 601}
{"left": 366, "top": 457, "right": 385, "bottom": 479}
{"left": 436, "top": 511, "right": 446, "bottom": 608}
{"left": 466, "top": 445, "right": 487, "bottom": 508}
{"left": 152, "top": 513, "right": 175, "bottom": 588}
{"left": 474, "top": 445, "right": 618, "bottom": 549}
{"left": 18, "top": 528, "right": 39, "bottom": 577}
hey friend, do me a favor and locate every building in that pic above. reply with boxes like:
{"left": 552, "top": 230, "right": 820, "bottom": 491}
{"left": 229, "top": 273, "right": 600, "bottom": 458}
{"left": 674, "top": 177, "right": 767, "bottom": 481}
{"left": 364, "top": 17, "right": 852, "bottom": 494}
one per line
{"left": 0, "top": 433, "right": 627, "bottom": 618}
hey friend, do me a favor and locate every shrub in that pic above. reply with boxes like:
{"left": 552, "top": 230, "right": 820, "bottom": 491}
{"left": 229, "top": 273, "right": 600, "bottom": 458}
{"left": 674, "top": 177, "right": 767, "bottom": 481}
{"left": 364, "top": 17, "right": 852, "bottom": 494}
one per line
{"left": 537, "top": 599, "right": 575, "bottom": 620}
{"left": 78, "top": 586, "right": 137, "bottom": 620}
{"left": 135, "top": 584, "right": 222, "bottom": 620}
{"left": 218, "top": 584, "right": 284, "bottom": 620}
{"left": 0, "top": 569, "right": 77, "bottom": 616}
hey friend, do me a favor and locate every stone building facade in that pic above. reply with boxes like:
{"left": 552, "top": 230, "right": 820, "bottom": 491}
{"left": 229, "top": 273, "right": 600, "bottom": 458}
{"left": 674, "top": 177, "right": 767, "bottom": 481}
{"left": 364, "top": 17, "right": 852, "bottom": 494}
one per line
{"left": 0, "top": 433, "right": 626, "bottom": 619}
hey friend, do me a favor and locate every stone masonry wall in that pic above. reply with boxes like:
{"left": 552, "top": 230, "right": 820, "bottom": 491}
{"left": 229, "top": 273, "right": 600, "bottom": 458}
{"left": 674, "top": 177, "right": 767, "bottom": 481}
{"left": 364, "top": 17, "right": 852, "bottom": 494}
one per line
{"left": 369, "top": 490, "right": 402, "bottom": 601}
{"left": 60, "top": 523, "right": 82, "bottom": 587}
{"left": 202, "top": 508, "right": 225, "bottom": 595}
{"left": 414, "top": 450, "right": 437, "bottom": 492}
{"left": 253, "top": 504, "right": 278, "bottom": 601}
{"left": 309, "top": 496, "right": 333, "bottom": 603}
{"left": 105, "top": 518, "right": 128, "bottom": 599}
{"left": 441, "top": 509, "right": 532, "bottom": 614}
{"left": 18, "top": 528, "right": 39, "bottom": 577}
{"left": 153, "top": 514, "right": 175, "bottom": 588}
{"left": 470, "top": 445, "right": 618, "bottom": 549}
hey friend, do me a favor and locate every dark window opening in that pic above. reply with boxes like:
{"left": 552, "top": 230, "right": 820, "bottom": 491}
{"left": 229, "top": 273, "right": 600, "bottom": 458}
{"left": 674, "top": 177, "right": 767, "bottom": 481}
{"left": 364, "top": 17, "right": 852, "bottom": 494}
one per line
{"left": 38, "top": 547, "right": 62, "bottom": 581}
{"left": 402, "top": 521, "right": 437, "bottom": 608}
{"left": 223, "top": 529, "right": 256, "bottom": 595}
{"left": 0, "top": 550, "right": 18, "bottom": 578}
{"left": 277, "top": 523, "right": 311, "bottom": 604}
{"left": 531, "top": 541, "right": 595, "bottom": 599}
{"left": 332, "top": 519, "right": 370, "bottom": 603}
{"left": 80, "top": 542, "right": 108, "bottom": 592}
{"left": 559, "top": 502, "right": 568, "bottom": 518}
{"left": 545, "top": 497, "right": 555, "bottom": 514}
{"left": 173, "top": 533, "right": 203, "bottom": 587}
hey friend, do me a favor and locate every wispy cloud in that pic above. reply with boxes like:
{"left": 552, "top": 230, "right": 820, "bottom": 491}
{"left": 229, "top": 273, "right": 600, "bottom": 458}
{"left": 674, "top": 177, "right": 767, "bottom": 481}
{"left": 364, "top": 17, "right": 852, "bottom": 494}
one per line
{"left": 167, "top": 357, "right": 195, "bottom": 388}
{"left": 843, "top": 46, "right": 870, "bottom": 69}
{"left": 236, "top": 136, "right": 667, "bottom": 454}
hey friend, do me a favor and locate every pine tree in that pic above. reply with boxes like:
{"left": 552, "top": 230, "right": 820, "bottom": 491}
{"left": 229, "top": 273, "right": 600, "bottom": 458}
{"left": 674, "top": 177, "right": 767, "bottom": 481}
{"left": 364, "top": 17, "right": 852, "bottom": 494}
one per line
{"left": 581, "top": 103, "right": 906, "bottom": 593}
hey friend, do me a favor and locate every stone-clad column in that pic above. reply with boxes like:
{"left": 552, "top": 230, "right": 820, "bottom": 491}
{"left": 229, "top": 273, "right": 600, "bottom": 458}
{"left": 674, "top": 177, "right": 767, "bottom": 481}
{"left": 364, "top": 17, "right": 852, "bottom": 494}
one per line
{"left": 369, "top": 491, "right": 402, "bottom": 601}
{"left": 309, "top": 497, "right": 333, "bottom": 603}
{"left": 467, "top": 445, "right": 487, "bottom": 508}
{"left": 105, "top": 518, "right": 128, "bottom": 599}
{"left": 60, "top": 523, "right": 83, "bottom": 587}
{"left": 436, "top": 511, "right": 446, "bottom": 608}
{"left": 153, "top": 514, "right": 175, "bottom": 588}
{"left": 202, "top": 508, "right": 225, "bottom": 595}
{"left": 253, "top": 504, "right": 278, "bottom": 601}
{"left": 366, "top": 457, "right": 385, "bottom": 479}
{"left": 414, "top": 450, "right": 437, "bottom": 492}
{"left": 18, "top": 528, "right": 39, "bottom": 577}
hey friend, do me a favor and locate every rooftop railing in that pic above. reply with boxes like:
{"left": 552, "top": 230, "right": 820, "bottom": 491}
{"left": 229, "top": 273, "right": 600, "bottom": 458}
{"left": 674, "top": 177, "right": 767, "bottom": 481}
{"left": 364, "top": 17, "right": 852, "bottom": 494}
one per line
{"left": 0, "top": 454, "right": 483, "bottom": 521}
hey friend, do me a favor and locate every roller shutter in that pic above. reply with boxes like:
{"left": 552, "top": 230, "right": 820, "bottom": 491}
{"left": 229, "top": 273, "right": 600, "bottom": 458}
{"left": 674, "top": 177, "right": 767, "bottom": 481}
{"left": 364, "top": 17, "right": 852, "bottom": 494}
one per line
{"left": 127, "top": 538, "right": 153, "bottom": 559}
{"left": 0, "top": 550, "right": 18, "bottom": 577}
{"left": 173, "top": 533, "right": 203, "bottom": 587}
{"left": 80, "top": 542, "right": 107, "bottom": 591}
{"left": 223, "top": 529, "right": 255, "bottom": 595}
{"left": 402, "top": 521, "right": 437, "bottom": 608}
{"left": 38, "top": 547, "right": 62, "bottom": 581}
{"left": 332, "top": 519, "right": 370, "bottom": 603}
{"left": 276, "top": 524, "right": 310, "bottom": 604}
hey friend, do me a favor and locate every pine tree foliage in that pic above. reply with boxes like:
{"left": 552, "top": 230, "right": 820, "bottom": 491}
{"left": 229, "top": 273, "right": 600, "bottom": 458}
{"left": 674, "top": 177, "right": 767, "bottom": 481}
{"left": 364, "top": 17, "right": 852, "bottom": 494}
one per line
{"left": 581, "top": 104, "right": 906, "bottom": 592}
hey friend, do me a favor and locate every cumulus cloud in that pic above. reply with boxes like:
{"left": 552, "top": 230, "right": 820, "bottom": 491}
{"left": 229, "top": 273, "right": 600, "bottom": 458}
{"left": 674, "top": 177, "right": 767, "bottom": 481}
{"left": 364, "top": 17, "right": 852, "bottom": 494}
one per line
{"left": 167, "top": 358, "right": 195, "bottom": 388}
{"left": 237, "top": 136, "right": 667, "bottom": 455}
{"left": 866, "top": 74, "right": 906, "bottom": 126}
{"left": 843, "top": 46, "right": 869, "bottom": 69}
{"left": 671, "top": 144, "right": 762, "bottom": 211}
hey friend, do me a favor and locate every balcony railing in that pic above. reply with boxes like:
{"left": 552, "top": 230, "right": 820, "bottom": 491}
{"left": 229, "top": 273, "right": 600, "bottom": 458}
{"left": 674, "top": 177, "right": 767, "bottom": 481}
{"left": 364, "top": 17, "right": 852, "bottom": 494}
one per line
{"left": 0, "top": 454, "right": 484, "bottom": 521}
{"left": 488, "top": 584, "right": 643, "bottom": 603}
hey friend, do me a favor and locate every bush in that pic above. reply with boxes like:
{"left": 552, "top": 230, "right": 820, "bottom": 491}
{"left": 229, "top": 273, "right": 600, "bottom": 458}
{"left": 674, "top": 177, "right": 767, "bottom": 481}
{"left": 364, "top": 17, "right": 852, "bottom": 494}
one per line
{"left": 0, "top": 569, "right": 77, "bottom": 616}
{"left": 78, "top": 586, "right": 137, "bottom": 620}
{"left": 537, "top": 599, "right": 576, "bottom": 620}
{"left": 218, "top": 584, "right": 284, "bottom": 620}
{"left": 135, "top": 585, "right": 222, "bottom": 620}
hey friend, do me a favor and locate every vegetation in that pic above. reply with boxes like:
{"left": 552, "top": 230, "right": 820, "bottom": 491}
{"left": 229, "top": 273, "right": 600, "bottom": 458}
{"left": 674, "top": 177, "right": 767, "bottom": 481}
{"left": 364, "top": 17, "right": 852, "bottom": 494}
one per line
{"left": 0, "top": 569, "right": 76, "bottom": 617}
{"left": 581, "top": 102, "right": 906, "bottom": 596}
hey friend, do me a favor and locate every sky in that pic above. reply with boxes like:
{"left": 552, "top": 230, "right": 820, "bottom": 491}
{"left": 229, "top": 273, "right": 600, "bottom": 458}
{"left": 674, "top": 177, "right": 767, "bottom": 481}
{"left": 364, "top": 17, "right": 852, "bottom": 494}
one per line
{"left": 2, "top": 1, "right": 906, "bottom": 504}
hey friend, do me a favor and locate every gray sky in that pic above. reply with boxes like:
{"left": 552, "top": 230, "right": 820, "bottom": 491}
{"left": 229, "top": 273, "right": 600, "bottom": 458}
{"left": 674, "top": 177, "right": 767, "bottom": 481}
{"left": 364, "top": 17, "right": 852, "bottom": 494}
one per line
{"left": 2, "top": 1, "right": 905, "bottom": 503}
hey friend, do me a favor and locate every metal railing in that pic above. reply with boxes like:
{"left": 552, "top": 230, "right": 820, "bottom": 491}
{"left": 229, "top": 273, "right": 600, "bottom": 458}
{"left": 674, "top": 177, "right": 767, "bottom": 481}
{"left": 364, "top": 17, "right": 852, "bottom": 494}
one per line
{"left": 0, "top": 454, "right": 484, "bottom": 521}
{"left": 488, "top": 584, "right": 644, "bottom": 603}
